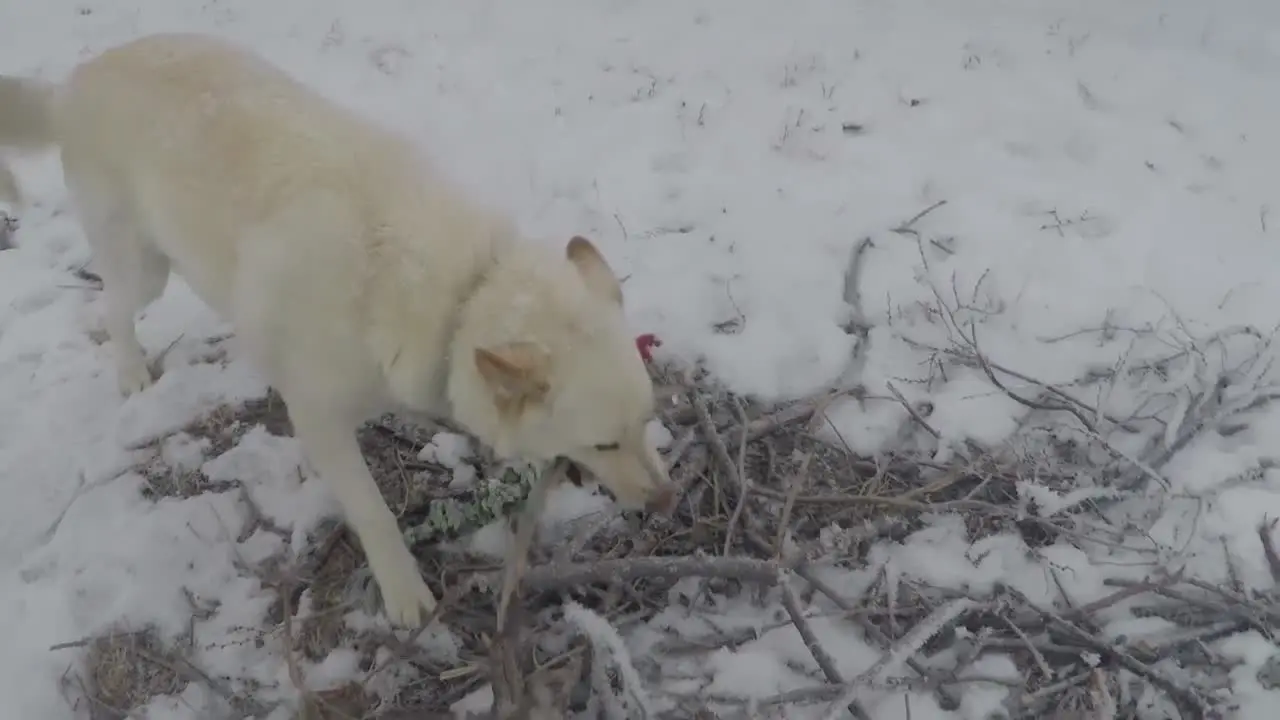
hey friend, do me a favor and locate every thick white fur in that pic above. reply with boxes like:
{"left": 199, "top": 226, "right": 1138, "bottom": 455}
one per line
{"left": 0, "top": 33, "right": 674, "bottom": 627}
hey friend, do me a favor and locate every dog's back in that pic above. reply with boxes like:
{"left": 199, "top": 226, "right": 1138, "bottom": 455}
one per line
{"left": 57, "top": 34, "right": 439, "bottom": 316}
{"left": 43, "top": 34, "right": 510, "bottom": 408}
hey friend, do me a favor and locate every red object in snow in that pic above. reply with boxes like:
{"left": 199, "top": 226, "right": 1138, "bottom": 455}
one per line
{"left": 635, "top": 333, "right": 661, "bottom": 363}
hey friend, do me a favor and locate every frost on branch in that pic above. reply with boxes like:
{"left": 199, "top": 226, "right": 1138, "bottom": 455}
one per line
{"left": 563, "top": 601, "right": 655, "bottom": 720}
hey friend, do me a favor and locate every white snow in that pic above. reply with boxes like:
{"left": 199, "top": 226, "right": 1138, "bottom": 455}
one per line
{"left": 3, "top": 0, "right": 1280, "bottom": 717}
{"left": 418, "top": 431, "right": 474, "bottom": 468}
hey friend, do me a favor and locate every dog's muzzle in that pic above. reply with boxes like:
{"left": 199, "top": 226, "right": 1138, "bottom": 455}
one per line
{"left": 643, "top": 480, "right": 678, "bottom": 515}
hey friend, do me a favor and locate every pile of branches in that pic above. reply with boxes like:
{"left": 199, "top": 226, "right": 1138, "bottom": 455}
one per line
{"left": 293, "top": 342, "right": 1253, "bottom": 719}
{"left": 268, "top": 202, "right": 1280, "bottom": 719}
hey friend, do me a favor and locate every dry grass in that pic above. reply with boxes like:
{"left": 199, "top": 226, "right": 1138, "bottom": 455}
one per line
{"left": 73, "top": 629, "right": 188, "bottom": 720}
{"left": 133, "top": 387, "right": 442, "bottom": 507}
{"left": 136, "top": 389, "right": 294, "bottom": 500}
{"left": 358, "top": 417, "right": 445, "bottom": 528}
{"left": 292, "top": 530, "right": 363, "bottom": 663}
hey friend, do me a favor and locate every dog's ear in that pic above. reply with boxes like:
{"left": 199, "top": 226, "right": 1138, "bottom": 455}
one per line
{"left": 566, "top": 235, "right": 623, "bottom": 306}
{"left": 474, "top": 341, "right": 551, "bottom": 413}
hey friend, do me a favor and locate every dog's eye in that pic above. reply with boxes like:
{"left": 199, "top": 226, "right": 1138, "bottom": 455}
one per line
{"left": 593, "top": 442, "right": 620, "bottom": 452}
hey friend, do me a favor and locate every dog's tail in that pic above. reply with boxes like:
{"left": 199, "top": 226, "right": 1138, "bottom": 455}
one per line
{"left": 0, "top": 75, "right": 58, "bottom": 205}
{"left": 0, "top": 76, "right": 57, "bottom": 151}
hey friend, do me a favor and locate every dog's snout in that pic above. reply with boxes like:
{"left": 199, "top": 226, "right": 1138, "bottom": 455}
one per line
{"left": 644, "top": 482, "right": 678, "bottom": 515}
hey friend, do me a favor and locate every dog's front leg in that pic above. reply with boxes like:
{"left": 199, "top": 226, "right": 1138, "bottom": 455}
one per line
{"left": 291, "top": 411, "right": 437, "bottom": 627}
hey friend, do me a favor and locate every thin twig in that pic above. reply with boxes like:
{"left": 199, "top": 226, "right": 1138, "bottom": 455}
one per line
{"left": 1258, "top": 516, "right": 1280, "bottom": 585}
{"left": 774, "top": 452, "right": 810, "bottom": 558}
{"left": 692, "top": 392, "right": 746, "bottom": 497}
{"left": 891, "top": 200, "right": 948, "bottom": 236}
{"left": 887, "top": 381, "right": 941, "bottom": 439}
{"left": 722, "top": 398, "right": 753, "bottom": 555}
{"left": 1016, "top": 590, "right": 1217, "bottom": 719}
{"left": 843, "top": 236, "right": 875, "bottom": 335}
{"left": 796, "top": 564, "right": 962, "bottom": 710}
{"left": 999, "top": 613, "right": 1051, "bottom": 680}
{"left": 521, "top": 556, "right": 788, "bottom": 591}
{"left": 778, "top": 572, "right": 871, "bottom": 720}
{"left": 819, "top": 598, "right": 974, "bottom": 720}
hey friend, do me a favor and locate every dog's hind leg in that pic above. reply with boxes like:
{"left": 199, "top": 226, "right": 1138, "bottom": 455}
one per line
{"left": 70, "top": 178, "right": 171, "bottom": 396}
{"left": 103, "top": 240, "right": 170, "bottom": 395}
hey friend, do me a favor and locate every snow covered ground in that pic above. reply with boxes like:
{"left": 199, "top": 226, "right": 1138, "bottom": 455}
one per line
{"left": 4, "top": 0, "right": 1280, "bottom": 717}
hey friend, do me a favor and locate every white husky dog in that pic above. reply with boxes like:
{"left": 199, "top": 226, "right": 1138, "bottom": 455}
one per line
{"left": 0, "top": 33, "right": 676, "bottom": 627}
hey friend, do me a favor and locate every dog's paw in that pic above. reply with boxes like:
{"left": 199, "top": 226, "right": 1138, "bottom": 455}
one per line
{"left": 378, "top": 570, "right": 438, "bottom": 628}
{"left": 116, "top": 360, "right": 155, "bottom": 397}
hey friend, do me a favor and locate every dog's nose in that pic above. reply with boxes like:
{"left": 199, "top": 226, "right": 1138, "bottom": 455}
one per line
{"left": 644, "top": 482, "right": 678, "bottom": 515}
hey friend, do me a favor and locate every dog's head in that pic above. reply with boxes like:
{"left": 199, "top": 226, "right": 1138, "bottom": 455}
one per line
{"left": 450, "top": 235, "right": 677, "bottom": 514}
